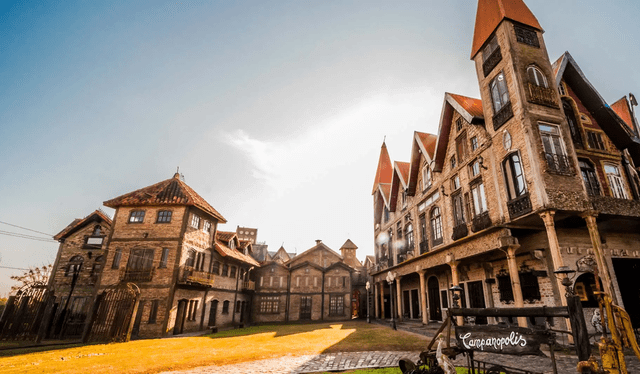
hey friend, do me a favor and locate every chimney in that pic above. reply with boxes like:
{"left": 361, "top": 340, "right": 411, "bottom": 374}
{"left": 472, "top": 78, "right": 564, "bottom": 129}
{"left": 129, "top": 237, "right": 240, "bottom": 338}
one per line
{"left": 315, "top": 240, "right": 322, "bottom": 245}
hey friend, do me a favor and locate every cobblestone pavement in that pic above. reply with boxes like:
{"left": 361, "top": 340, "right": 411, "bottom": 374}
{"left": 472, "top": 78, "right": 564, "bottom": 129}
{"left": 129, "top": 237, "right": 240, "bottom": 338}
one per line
{"left": 161, "top": 350, "right": 640, "bottom": 374}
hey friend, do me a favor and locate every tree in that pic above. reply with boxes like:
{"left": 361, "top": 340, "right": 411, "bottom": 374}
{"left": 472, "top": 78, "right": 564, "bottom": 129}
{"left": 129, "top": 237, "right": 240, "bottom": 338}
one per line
{"left": 10, "top": 264, "right": 52, "bottom": 294}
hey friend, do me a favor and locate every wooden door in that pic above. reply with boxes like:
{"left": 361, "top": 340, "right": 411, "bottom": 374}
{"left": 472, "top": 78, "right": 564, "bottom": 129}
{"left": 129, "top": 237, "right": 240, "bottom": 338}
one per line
{"left": 467, "top": 281, "right": 487, "bottom": 324}
{"left": 428, "top": 277, "right": 442, "bottom": 321}
{"left": 174, "top": 300, "right": 187, "bottom": 335}
{"left": 410, "top": 289, "right": 420, "bottom": 319}
{"left": 208, "top": 300, "right": 218, "bottom": 327}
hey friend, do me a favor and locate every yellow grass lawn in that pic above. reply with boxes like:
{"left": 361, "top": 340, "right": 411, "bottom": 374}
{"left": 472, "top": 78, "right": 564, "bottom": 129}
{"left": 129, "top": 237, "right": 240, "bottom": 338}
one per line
{"left": 0, "top": 321, "right": 429, "bottom": 374}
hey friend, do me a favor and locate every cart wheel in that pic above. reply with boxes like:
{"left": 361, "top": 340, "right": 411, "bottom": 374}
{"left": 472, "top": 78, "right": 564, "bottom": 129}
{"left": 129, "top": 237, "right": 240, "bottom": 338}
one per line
{"left": 399, "top": 358, "right": 416, "bottom": 373}
{"left": 486, "top": 365, "right": 508, "bottom": 374}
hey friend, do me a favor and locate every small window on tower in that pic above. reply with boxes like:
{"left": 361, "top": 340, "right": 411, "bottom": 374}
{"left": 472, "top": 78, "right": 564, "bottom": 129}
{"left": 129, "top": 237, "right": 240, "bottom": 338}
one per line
{"left": 514, "top": 24, "right": 540, "bottom": 48}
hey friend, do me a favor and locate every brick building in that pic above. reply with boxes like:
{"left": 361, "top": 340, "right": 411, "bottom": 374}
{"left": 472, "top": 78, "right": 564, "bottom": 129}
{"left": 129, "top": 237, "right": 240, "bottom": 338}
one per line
{"left": 371, "top": 0, "right": 640, "bottom": 331}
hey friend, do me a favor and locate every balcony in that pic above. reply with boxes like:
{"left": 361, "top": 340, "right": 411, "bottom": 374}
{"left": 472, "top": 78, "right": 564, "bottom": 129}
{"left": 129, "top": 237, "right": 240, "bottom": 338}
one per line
{"left": 507, "top": 193, "right": 532, "bottom": 219}
{"left": 492, "top": 102, "right": 513, "bottom": 131}
{"left": 180, "top": 267, "right": 215, "bottom": 287}
{"left": 482, "top": 46, "right": 502, "bottom": 77}
{"left": 471, "top": 211, "right": 492, "bottom": 232}
{"left": 121, "top": 267, "right": 155, "bottom": 282}
{"left": 527, "top": 83, "right": 558, "bottom": 108}
{"left": 451, "top": 223, "right": 469, "bottom": 241}
{"left": 544, "top": 152, "right": 573, "bottom": 176}
{"left": 419, "top": 240, "right": 429, "bottom": 255}
{"left": 242, "top": 280, "right": 255, "bottom": 291}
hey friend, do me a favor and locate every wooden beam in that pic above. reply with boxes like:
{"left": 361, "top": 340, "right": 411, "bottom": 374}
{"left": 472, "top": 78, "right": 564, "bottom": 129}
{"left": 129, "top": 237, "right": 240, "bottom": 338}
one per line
{"left": 448, "top": 307, "right": 569, "bottom": 318}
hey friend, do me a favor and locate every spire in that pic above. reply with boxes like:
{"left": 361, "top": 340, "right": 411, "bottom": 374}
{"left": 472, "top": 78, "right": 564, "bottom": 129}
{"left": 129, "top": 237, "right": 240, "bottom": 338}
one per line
{"left": 470, "top": 0, "right": 542, "bottom": 58}
{"left": 372, "top": 141, "right": 393, "bottom": 195}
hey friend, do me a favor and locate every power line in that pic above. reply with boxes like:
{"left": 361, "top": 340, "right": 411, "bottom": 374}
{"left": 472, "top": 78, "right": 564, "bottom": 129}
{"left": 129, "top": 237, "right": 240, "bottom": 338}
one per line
{"left": 0, "top": 230, "right": 57, "bottom": 243}
{"left": 0, "top": 265, "right": 30, "bottom": 271}
{"left": 0, "top": 220, "right": 55, "bottom": 237}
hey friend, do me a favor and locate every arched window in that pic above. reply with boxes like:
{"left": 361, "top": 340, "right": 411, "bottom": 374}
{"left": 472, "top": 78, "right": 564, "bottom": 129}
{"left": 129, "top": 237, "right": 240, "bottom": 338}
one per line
{"left": 92, "top": 225, "right": 102, "bottom": 236}
{"left": 562, "top": 98, "right": 583, "bottom": 147}
{"left": 579, "top": 159, "right": 600, "bottom": 196}
{"left": 490, "top": 71, "right": 510, "bottom": 113}
{"left": 527, "top": 66, "right": 548, "bottom": 87}
{"left": 503, "top": 152, "right": 527, "bottom": 200}
{"left": 222, "top": 300, "right": 230, "bottom": 314}
{"left": 65, "top": 255, "right": 84, "bottom": 277}
{"left": 430, "top": 207, "right": 443, "bottom": 246}
{"left": 422, "top": 166, "right": 432, "bottom": 190}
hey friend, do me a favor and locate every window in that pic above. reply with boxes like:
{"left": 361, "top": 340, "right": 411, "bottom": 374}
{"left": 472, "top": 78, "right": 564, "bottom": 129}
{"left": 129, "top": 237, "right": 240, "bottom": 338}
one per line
{"left": 236, "top": 300, "right": 241, "bottom": 313}
{"left": 450, "top": 155, "right": 456, "bottom": 169}
{"left": 520, "top": 271, "right": 541, "bottom": 302}
{"left": 430, "top": 207, "right": 443, "bottom": 246}
{"left": 471, "top": 137, "right": 478, "bottom": 151}
{"left": 230, "top": 266, "right": 237, "bottom": 278}
{"left": 396, "top": 221, "right": 402, "bottom": 240}
{"left": 90, "top": 256, "right": 103, "bottom": 281}
{"left": 112, "top": 248, "right": 122, "bottom": 269}
{"left": 159, "top": 248, "right": 169, "bottom": 268}
{"left": 503, "top": 153, "right": 527, "bottom": 200}
{"left": 329, "top": 295, "right": 344, "bottom": 316}
{"left": 211, "top": 260, "right": 220, "bottom": 274}
{"left": 562, "top": 98, "right": 583, "bottom": 147}
{"left": 190, "top": 214, "right": 200, "bottom": 229}
{"left": 222, "top": 300, "right": 230, "bottom": 314}
{"left": 127, "top": 249, "right": 154, "bottom": 272}
{"left": 470, "top": 160, "right": 481, "bottom": 178}
{"left": 452, "top": 193, "right": 465, "bottom": 226}
{"left": 156, "top": 210, "right": 172, "bottom": 223}
{"left": 185, "top": 249, "right": 196, "bottom": 268}
{"left": 527, "top": 66, "right": 547, "bottom": 87}
{"left": 187, "top": 300, "right": 198, "bottom": 321}
{"left": 422, "top": 166, "right": 432, "bottom": 190}
{"left": 65, "top": 255, "right": 84, "bottom": 277}
{"left": 456, "top": 118, "right": 463, "bottom": 132}
{"left": 405, "top": 224, "right": 414, "bottom": 252}
{"left": 558, "top": 82, "right": 567, "bottom": 96}
{"left": 539, "top": 124, "right": 571, "bottom": 175}
{"left": 128, "top": 210, "right": 145, "bottom": 223}
{"left": 259, "top": 296, "right": 279, "bottom": 314}
{"left": 497, "top": 271, "right": 514, "bottom": 303}
{"left": 148, "top": 300, "right": 159, "bottom": 324}
{"left": 203, "top": 220, "right": 211, "bottom": 233}
{"left": 383, "top": 206, "right": 390, "bottom": 223}
{"left": 451, "top": 175, "right": 460, "bottom": 191}
{"left": 586, "top": 131, "right": 606, "bottom": 151}
{"left": 514, "top": 24, "right": 539, "bottom": 47}
{"left": 456, "top": 133, "right": 467, "bottom": 162}
{"left": 401, "top": 189, "right": 408, "bottom": 208}
{"left": 471, "top": 182, "right": 488, "bottom": 216}
{"left": 490, "top": 72, "right": 510, "bottom": 113}
{"left": 482, "top": 36, "right": 499, "bottom": 62}
{"left": 419, "top": 214, "right": 428, "bottom": 254}
{"left": 605, "top": 164, "right": 629, "bottom": 199}
{"left": 221, "top": 264, "right": 229, "bottom": 277}
{"left": 229, "top": 240, "right": 235, "bottom": 250}
{"left": 579, "top": 160, "right": 601, "bottom": 196}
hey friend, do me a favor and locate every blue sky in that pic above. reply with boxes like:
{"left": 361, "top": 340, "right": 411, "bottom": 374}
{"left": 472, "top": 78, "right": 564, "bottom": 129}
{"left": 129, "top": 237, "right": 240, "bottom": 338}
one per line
{"left": 1, "top": 0, "right": 638, "bottom": 294}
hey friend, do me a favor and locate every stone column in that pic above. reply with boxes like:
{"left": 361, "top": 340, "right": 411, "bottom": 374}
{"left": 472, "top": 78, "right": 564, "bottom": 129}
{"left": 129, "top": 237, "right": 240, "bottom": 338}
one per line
{"left": 374, "top": 282, "right": 380, "bottom": 319}
{"left": 396, "top": 276, "right": 403, "bottom": 321}
{"left": 582, "top": 212, "right": 616, "bottom": 301}
{"left": 447, "top": 258, "right": 463, "bottom": 325}
{"left": 379, "top": 282, "right": 385, "bottom": 319}
{"left": 419, "top": 270, "right": 428, "bottom": 325}
{"left": 505, "top": 245, "right": 528, "bottom": 327}
{"left": 539, "top": 210, "right": 568, "bottom": 307}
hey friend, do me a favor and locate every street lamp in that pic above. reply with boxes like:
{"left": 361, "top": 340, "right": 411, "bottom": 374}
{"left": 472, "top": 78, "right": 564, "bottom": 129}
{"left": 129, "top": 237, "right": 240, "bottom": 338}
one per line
{"left": 366, "top": 281, "right": 371, "bottom": 323}
{"left": 553, "top": 265, "right": 577, "bottom": 297}
{"left": 386, "top": 271, "right": 397, "bottom": 330}
{"left": 449, "top": 285, "right": 463, "bottom": 308}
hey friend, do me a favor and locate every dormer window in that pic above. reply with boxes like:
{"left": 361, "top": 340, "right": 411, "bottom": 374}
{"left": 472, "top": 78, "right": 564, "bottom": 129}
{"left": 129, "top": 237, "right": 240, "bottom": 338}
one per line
{"left": 229, "top": 240, "right": 236, "bottom": 250}
{"left": 203, "top": 220, "right": 211, "bottom": 233}
{"left": 422, "top": 166, "right": 432, "bottom": 191}
{"left": 402, "top": 189, "right": 408, "bottom": 208}
{"left": 128, "top": 210, "right": 145, "bottom": 223}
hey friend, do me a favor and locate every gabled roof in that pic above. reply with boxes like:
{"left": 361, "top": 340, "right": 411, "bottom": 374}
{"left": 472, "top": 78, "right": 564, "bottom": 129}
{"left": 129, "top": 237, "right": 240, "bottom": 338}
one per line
{"left": 214, "top": 240, "right": 260, "bottom": 267}
{"left": 433, "top": 93, "right": 484, "bottom": 172}
{"left": 407, "top": 131, "right": 438, "bottom": 195}
{"left": 364, "top": 255, "right": 376, "bottom": 266}
{"left": 377, "top": 183, "right": 392, "bottom": 207}
{"left": 389, "top": 161, "right": 410, "bottom": 212}
{"left": 104, "top": 173, "right": 226, "bottom": 223}
{"left": 326, "top": 261, "right": 355, "bottom": 273}
{"left": 340, "top": 239, "right": 358, "bottom": 250}
{"left": 554, "top": 52, "right": 640, "bottom": 164}
{"left": 54, "top": 210, "right": 112, "bottom": 241}
{"left": 395, "top": 162, "right": 410, "bottom": 188}
{"left": 288, "top": 241, "right": 343, "bottom": 267}
{"left": 611, "top": 97, "right": 637, "bottom": 134}
{"left": 471, "top": 0, "right": 542, "bottom": 58}
{"left": 216, "top": 230, "right": 236, "bottom": 243}
{"left": 372, "top": 142, "right": 393, "bottom": 195}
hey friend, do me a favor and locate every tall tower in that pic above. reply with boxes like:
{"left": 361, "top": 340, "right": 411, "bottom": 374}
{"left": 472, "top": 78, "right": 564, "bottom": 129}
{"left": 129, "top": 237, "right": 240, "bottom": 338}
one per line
{"left": 471, "top": 0, "right": 587, "bottom": 219}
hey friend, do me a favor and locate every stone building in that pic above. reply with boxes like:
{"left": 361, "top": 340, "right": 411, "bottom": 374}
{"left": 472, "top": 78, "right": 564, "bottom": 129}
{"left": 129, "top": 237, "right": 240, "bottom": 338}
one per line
{"left": 371, "top": 0, "right": 640, "bottom": 331}
{"left": 252, "top": 239, "right": 367, "bottom": 323}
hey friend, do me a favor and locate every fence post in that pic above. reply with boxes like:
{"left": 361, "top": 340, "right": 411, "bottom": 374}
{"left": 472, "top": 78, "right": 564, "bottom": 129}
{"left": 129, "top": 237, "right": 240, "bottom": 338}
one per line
{"left": 35, "top": 293, "right": 56, "bottom": 343}
{"left": 0, "top": 296, "right": 16, "bottom": 337}
{"left": 566, "top": 294, "right": 590, "bottom": 361}
{"left": 82, "top": 292, "right": 104, "bottom": 343}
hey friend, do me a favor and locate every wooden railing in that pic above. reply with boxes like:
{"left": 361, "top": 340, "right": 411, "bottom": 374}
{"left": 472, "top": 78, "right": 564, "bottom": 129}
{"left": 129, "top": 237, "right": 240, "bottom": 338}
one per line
{"left": 492, "top": 101, "right": 513, "bottom": 130}
{"left": 527, "top": 83, "right": 557, "bottom": 107}
{"left": 121, "top": 267, "right": 155, "bottom": 282}
{"left": 471, "top": 211, "right": 491, "bottom": 232}
{"left": 180, "top": 267, "right": 215, "bottom": 287}
{"left": 452, "top": 223, "right": 469, "bottom": 241}
{"left": 544, "top": 152, "right": 573, "bottom": 176}
{"left": 242, "top": 281, "right": 255, "bottom": 291}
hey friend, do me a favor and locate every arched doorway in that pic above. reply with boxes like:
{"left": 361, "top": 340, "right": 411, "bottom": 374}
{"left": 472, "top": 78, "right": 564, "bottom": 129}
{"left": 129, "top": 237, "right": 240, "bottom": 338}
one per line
{"left": 574, "top": 272, "right": 601, "bottom": 308}
{"left": 427, "top": 276, "right": 442, "bottom": 321}
{"left": 351, "top": 289, "right": 360, "bottom": 318}
{"left": 208, "top": 300, "right": 218, "bottom": 327}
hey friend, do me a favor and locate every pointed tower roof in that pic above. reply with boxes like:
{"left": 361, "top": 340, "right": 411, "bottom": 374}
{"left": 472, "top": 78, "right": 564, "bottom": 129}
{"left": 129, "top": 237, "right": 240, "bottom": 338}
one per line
{"left": 372, "top": 142, "right": 393, "bottom": 194}
{"left": 471, "top": 0, "right": 542, "bottom": 58}
{"left": 340, "top": 239, "right": 358, "bottom": 250}
{"left": 104, "top": 173, "right": 226, "bottom": 222}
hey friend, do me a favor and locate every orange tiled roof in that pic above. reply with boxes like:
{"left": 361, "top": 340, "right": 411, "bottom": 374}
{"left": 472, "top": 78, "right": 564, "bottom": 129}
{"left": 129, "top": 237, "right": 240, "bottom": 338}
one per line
{"left": 395, "top": 161, "right": 410, "bottom": 186}
{"left": 415, "top": 132, "right": 437, "bottom": 159}
{"left": 54, "top": 210, "right": 112, "bottom": 241}
{"left": 216, "top": 230, "right": 236, "bottom": 242}
{"left": 372, "top": 142, "right": 393, "bottom": 194}
{"left": 449, "top": 93, "right": 484, "bottom": 120}
{"left": 471, "top": 0, "right": 542, "bottom": 58}
{"left": 214, "top": 240, "right": 260, "bottom": 266}
{"left": 104, "top": 173, "right": 226, "bottom": 223}
{"left": 611, "top": 97, "right": 635, "bottom": 132}
{"left": 379, "top": 184, "right": 391, "bottom": 205}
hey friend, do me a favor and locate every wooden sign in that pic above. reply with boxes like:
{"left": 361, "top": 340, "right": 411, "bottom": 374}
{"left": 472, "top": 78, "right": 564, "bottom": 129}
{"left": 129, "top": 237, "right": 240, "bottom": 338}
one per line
{"left": 454, "top": 325, "right": 549, "bottom": 356}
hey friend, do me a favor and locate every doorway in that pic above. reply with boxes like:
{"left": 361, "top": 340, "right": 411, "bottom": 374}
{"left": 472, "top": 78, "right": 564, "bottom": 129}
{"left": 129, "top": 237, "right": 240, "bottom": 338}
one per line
{"left": 300, "top": 296, "right": 312, "bottom": 320}
{"left": 428, "top": 277, "right": 442, "bottom": 321}
{"left": 403, "top": 290, "right": 410, "bottom": 319}
{"left": 174, "top": 299, "right": 187, "bottom": 335}
{"left": 208, "top": 300, "right": 218, "bottom": 327}
{"left": 411, "top": 289, "right": 420, "bottom": 319}
{"left": 467, "top": 281, "right": 487, "bottom": 324}
{"left": 612, "top": 258, "right": 640, "bottom": 328}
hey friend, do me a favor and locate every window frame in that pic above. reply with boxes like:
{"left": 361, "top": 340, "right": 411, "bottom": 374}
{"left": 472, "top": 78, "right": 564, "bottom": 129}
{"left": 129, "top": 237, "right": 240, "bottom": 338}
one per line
{"left": 190, "top": 214, "right": 200, "bottom": 229}
{"left": 430, "top": 206, "right": 443, "bottom": 246}
{"left": 503, "top": 152, "right": 527, "bottom": 200}
{"left": 156, "top": 210, "right": 172, "bottom": 223}
{"left": 579, "top": 159, "right": 601, "bottom": 196}
{"left": 527, "top": 66, "right": 547, "bottom": 88}
{"left": 605, "top": 164, "right": 629, "bottom": 199}
{"left": 128, "top": 210, "right": 145, "bottom": 224}
{"left": 490, "top": 71, "right": 510, "bottom": 113}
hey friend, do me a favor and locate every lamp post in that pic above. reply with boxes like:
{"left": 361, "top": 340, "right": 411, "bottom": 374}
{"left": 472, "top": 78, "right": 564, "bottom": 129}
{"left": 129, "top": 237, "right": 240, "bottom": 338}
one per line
{"left": 386, "top": 271, "right": 397, "bottom": 330}
{"left": 553, "top": 265, "right": 591, "bottom": 361}
{"left": 366, "top": 281, "right": 371, "bottom": 323}
{"left": 449, "top": 285, "right": 463, "bottom": 308}
{"left": 553, "top": 265, "right": 577, "bottom": 297}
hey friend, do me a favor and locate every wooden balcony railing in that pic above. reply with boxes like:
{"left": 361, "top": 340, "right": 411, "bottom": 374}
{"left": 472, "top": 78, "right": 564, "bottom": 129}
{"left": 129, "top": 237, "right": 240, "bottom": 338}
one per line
{"left": 507, "top": 193, "right": 533, "bottom": 219}
{"left": 527, "top": 83, "right": 558, "bottom": 108}
{"left": 419, "top": 240, "right": 429, "bottom": 255}
{"left": 180, "top": 267, "right": 215, "bottom": 287}
{"left": 242, "top": 281, "right": 255, "bottom": 291}
{"left": 544, "top": 152, "right": 573, "bottom": 176}
{"left": 471, "top": 211, "right": 492, "bottom": 233}
{"left": 121, "top": 267, "right": 155, "bottom": 282}
{"left": 492, "top": 101, "right": 513, "bottom": 131}
{"left": 452, "top": 223, "right": 469, "bottom": 241}
{"left": 482, "top": 46, "right": 502, "bottom": 77}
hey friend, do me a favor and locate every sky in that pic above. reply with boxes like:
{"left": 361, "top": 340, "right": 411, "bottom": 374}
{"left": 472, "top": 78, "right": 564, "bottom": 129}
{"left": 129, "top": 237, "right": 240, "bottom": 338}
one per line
{"left": 1, "top": 0, "right": 639, "bottom": 295}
